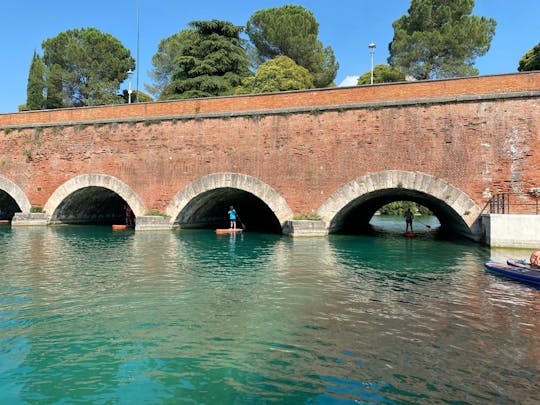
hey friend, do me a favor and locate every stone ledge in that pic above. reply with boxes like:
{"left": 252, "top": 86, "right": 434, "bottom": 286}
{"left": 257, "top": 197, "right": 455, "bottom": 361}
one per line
{"left": 283, "top": 220, "right": 328, "bottom": 237}
{"left": 11, "top": 212, "right": 48, "bottom": 226}
{"left": 135, "top": 216, "right": 173, "bottom": 231}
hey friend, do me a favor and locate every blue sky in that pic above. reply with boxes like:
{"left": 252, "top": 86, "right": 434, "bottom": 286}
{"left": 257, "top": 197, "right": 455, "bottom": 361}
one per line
{"left": 0, "top": 1, "right": 538, "bottom": 113}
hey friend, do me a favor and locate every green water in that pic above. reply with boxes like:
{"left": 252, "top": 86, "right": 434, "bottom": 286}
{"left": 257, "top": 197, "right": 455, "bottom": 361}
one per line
{"left": 0, "top": 219, "right": 539, "bottom": 404}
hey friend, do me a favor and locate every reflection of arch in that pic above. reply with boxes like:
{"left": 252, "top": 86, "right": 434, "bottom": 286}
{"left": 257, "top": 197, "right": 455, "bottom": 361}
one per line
{"left": 44, "top": 174, "right": 146, "bottom": 218}
{"left": 0, "top": 175, "right": 31, "bottom": 212}
{"left": 166, "top": 173, "right": 294, "bottom": 227}
{"left": 318, "top": 170, "right": 481, "bottom": 235}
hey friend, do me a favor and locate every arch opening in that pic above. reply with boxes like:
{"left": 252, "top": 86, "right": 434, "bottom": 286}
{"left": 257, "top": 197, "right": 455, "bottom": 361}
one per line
{"left": 0, "top": 190, "right": 22, "bottom": 221}
{"left": 330, "top": 188, "right": 472, "bottom": 239}
{"left": 50, "top": 186, "right": 133, "bottom": 225}
{"left": 175, "top": 187, "right": 282, "bottom": 234}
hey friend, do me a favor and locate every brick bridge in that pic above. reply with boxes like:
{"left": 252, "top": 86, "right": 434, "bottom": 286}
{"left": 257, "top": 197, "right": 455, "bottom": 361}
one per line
{"left": 1, "top": 72, "right": 539, "bottom": 243}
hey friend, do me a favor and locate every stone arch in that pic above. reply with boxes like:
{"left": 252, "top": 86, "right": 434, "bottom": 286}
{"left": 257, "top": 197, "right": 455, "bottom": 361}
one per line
{"left": 166, "top": 172, "right": 294, "bottom": 228}
{"left": 44, "top": 174, "right": 147, "bottom": 219}
{"left": 0, "top": 175, "right": 32, "bottom": 213}
{"left": 318, "top": 170, "right": 482, "bottom": 237}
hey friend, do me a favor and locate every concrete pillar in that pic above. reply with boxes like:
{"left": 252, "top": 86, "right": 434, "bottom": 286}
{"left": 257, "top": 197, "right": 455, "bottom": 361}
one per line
{"left": 482, "top": 214, "right": 540, "bottom": 248}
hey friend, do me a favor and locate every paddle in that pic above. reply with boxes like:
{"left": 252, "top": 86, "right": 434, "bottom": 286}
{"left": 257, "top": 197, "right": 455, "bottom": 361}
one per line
{"left": 417, "top": 219, "right": 431, "bottom": 229}
{"left": 237, "top": 214, "right": 246, "bottom": 230}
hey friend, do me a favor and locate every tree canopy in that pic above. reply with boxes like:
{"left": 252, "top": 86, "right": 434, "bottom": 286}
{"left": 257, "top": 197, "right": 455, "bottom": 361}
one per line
{"left": 159, "top": 20, "right": 250, "bottom": 100}
{"left": 388, "top": 0, "right": 496, "bottom": 80}
{"left": 146, "top": 29, "right": 198, "bottom": 99}
{"left": 518, "top": 42, "right": 540, "bottom": 72}
{"left": 41, "top": 27, "right": 135, "bottom": 107}
{"left": 357, "top": 64, "right": 405, "bottom": 85}
{"left": 246, "top": 5, "right": 338, "bottom": 88}
{"left": 236, "top": 56, "right": 314, "bottom": 94}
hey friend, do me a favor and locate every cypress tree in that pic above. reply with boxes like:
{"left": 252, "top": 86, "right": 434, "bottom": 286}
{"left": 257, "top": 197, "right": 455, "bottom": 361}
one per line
{"left": 26, "top": 51, "right": 45, "bottom": 110}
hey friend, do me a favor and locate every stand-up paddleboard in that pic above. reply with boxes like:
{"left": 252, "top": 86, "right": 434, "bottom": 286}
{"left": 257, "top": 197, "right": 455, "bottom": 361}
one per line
{"left": 216, "top": 228, "right": 243, "bottom": 235}
{"left": 112, "top": 224, "right": 128, "bottom": 231}
{"left": 0, "top": 219, "right": 10, "bottom": 225}
{"left": 404, "top": 232, "right": 416, "bottom": 238}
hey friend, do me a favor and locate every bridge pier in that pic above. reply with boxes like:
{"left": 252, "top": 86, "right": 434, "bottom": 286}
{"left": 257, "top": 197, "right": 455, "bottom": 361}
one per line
{"left": 481, "top": 214, "right": 540, "bottom": 248}
{"left": 282, "top": 220, "right": 328, "bottom": 237}
{"left": 135, "top": 216, "right": 173, "bottom": 231}
{"left": 11, "top": 212, "right": 48, "bottom": 226}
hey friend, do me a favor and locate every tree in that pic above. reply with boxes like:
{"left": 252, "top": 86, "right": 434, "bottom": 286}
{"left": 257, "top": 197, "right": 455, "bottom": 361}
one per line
{"left": 357, "top": 64, "right": 406, "bottom": 85}
{"left": 44, "top": 64, "right": 64, "bottom": 109}
{"left": 388, "top": 0, "right": 496, "bottom": 80}
{"left": 518, "top": 42, "right": 540, "bottom": 72}
{"left": 26, "top": 51, "right": 45, "bottom": 110}
{"left": 41, "top": 27, "right": 135, "bottom": 107}
{"left": 246, "top": 5, "right": 338, "bottom": 88}
{"left": 236, "top": 56, "right": 314, "bottom": 94}
{"left": 159, "top": 20, "right": 251, "bottom": 100}
{"left": 146, "top": 30, "right": 198, "bottom": 99}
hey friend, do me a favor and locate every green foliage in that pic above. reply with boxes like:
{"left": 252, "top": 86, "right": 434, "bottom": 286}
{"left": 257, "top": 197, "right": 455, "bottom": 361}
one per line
{"left": 518, "top": 42, "right": 540, "bottom": 72}
{"left": 44, "top": 64, "right": 64, "bottom": 109}
{"left": 30, "top": 206, "right": 44, "bottom": 213}
{"left": 41, "top": 27, "right": 135, "bottom": 107}
{"left": 146, "top": 209, "right": 166, "bottom": 216}
{"left": 236, "top": 56, "right": 314, "bottom": 94}
{"left": 293, "top": 213, "right": 322, "bottom": 220}
{"left": 160, "top": 20, "right": 250, "bottom": 100}
{"left": 146, "top": 29, "right": 199, "bottom": 99}
{"left": 246, "top": 5, "right": 338, "bottom": 88}
{"left": 119, "top": 89, "right": 153, "bottom": 103}
{"left": 357, "top": 64, "right": 406, "bottom": 85}
{"left": 26, "top": 51, "right": 45, "bottom": 110}
{"left": 378, "top": 201, "right": 432, "bottom": 216}
{"left": 388, "top": 0, "right": 496, "bottom": 80}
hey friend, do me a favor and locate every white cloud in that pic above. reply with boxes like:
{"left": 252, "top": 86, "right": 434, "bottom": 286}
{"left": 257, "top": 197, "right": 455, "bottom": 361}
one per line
{"left": 338, "top": 76, "right": 359, "bottom": 87}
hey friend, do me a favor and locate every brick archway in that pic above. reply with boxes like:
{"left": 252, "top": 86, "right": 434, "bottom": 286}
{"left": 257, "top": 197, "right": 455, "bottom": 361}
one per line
{"left": 318, "top": 170, "right": 482, "bottom": 236}
{"left": 166, "top": 173, "right": 294, "bottom": 228}
{"left": 44, "top": 174, "right": 147, "bottom": 219}
{"left": 0, "top": 175, "right": 31, "bottom": 213}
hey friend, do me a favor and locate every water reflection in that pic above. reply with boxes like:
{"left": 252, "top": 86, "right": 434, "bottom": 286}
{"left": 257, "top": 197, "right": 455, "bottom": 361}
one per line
{"left": 0, "top": 225, "right": 538, "bottom": 403}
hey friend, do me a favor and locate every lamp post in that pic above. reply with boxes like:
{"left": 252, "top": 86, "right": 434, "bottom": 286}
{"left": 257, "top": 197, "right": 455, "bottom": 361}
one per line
{"left": 368, "top": 43, "right": 376, "bottom": 85}
{"left": 127, "top": 69, "right": 133, "bottom": 104}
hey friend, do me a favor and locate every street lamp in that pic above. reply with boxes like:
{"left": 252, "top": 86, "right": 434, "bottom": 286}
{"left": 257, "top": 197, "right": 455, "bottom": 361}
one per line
{"left": 127, "top": 69, "right": 133, "bottom": 104}
{"left": 368, "top": 43, "right": 376, "bottom": 85}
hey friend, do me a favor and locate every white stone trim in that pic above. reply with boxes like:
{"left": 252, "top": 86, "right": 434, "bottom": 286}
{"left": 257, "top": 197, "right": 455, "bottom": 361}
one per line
{"left": 43, "top": 174, "right": 147, "bottom": 218}
{"left": 166, "top": 173, "right": 293, "bottom": 227}
{"left": 318, "top": 170, "right": 481, "bottom": 232}
{"left": 0, "top": 175, "right": 32, "bottom": 212}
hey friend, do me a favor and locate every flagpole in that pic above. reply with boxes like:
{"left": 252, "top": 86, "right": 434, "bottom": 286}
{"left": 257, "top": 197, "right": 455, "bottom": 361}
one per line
{"left": 136, "top": 0, "right": 140, "bottom": 98}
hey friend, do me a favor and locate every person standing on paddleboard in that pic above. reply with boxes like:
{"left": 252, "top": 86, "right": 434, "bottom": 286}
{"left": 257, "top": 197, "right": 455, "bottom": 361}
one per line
{"left": 228, "top": 206, "right": 237, "bottom": 229}
{"left": 404, "top": 208, "right": 413, "bottom": 233}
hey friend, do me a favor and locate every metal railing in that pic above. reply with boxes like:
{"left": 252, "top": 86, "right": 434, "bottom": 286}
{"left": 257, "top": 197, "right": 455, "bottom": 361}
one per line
{"left": 485, "top": 192, "right": 540, "bottom": 215}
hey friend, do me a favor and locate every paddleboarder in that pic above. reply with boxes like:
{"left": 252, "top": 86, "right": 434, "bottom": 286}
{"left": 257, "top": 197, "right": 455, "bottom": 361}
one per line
{"left": 125, "top": 205, "right": 133, "bottom": 226}
{"left": 228, "top": 205, "right": 237, "bottom": 229}
{"left": 404, "top": 208, "right": 413, "bottom": 233}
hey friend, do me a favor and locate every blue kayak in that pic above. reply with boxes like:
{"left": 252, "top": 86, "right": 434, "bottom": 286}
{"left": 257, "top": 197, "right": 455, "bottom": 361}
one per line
{"left": 484, "top": 261, "right": 540, "bottom": 285}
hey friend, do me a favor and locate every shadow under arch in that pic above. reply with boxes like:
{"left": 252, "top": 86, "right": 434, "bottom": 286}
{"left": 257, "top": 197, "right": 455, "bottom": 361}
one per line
{"left": 318, "top": 170, "right": 482, "bottom": 240}
{"left": 44, "top": 174, "right": 146, "bottom": 224}
{"left": 166, "top": 173, "right": 294, "bottom": 233}
{"left": 0, "top": 176, "right": 31, "bottom": 219}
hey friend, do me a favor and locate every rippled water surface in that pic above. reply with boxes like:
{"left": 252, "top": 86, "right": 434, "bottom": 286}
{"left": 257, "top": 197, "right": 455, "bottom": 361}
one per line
{"left": 1, "top": 220, "right": 539, "bottom": 404}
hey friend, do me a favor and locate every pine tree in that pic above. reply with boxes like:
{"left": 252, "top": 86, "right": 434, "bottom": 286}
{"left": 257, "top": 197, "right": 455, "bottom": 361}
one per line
{"left": 45, "top": 64, "right": 64, "bottom": 109}
{"left": 388, "top": 0, "right": 496, "bottom": 80}
{"left": 160, "top": 20, "right": 250, "bottom": 100}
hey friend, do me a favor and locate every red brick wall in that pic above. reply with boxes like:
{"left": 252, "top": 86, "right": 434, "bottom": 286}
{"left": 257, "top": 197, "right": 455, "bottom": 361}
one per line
{"left": 0, "top": 72, "right": 539, "bottom": 214}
